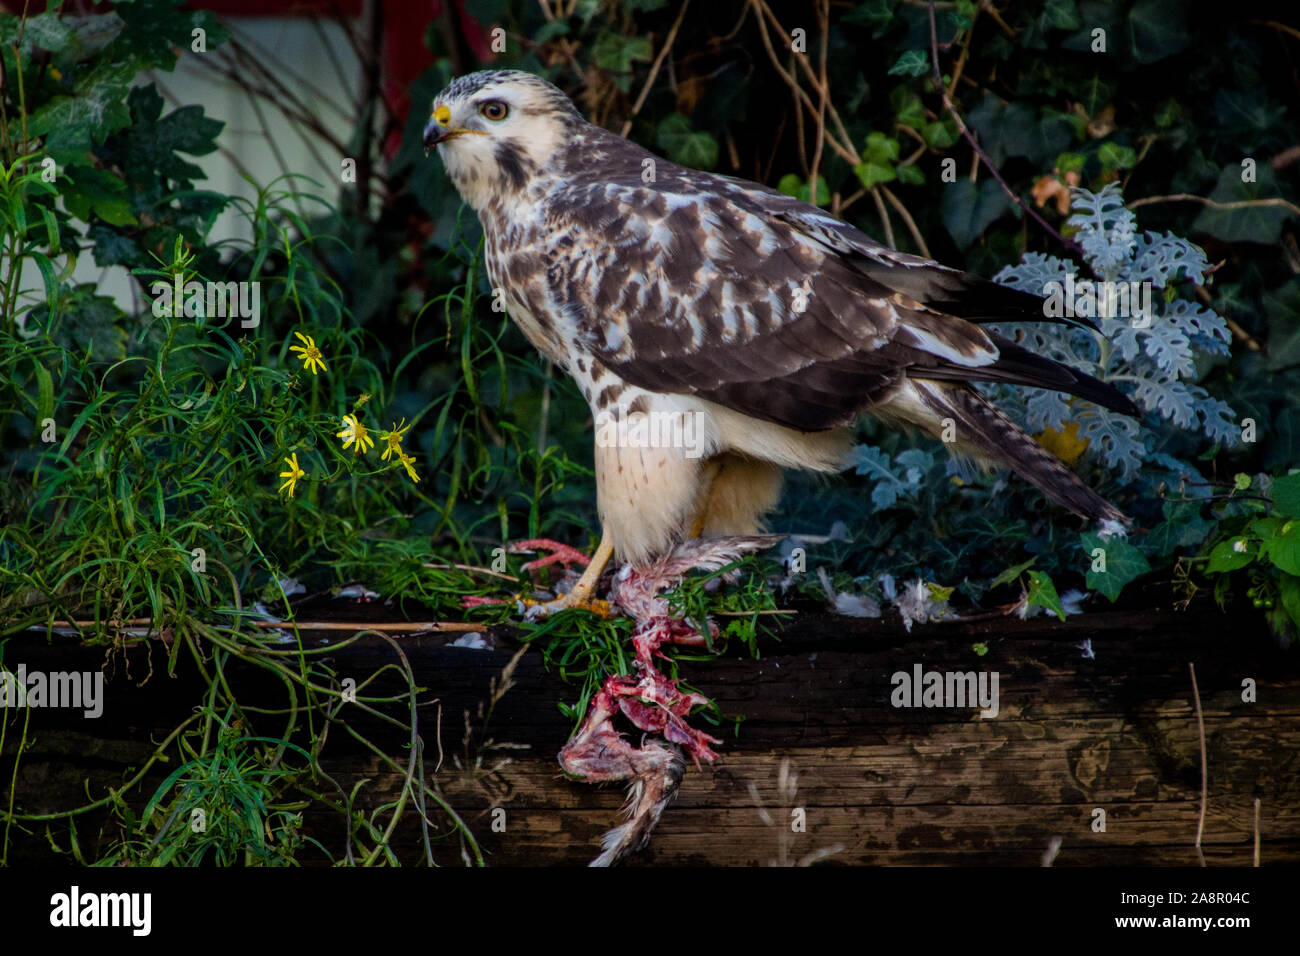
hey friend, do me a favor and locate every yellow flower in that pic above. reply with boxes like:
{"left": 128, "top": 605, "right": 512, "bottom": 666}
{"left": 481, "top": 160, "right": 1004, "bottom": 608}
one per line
{"left": 289, "top": 331, "right": 327, "bottom": 375}
{"left": 398, "top": 451, "right": 420, "bottom": 484}
{"left": 337, "top": 414, "right": 374, "bottom": 455}
{"left": 380, "top": 418, "right": 412, "bottom": 461}
{"left": 278, "top": 452, "right": 306, "bottom": 498}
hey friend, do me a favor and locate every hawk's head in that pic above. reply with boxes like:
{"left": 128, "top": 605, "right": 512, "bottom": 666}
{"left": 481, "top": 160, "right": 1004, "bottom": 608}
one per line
{"left": 424, "top": 69, "right": 581, "bottom": 210}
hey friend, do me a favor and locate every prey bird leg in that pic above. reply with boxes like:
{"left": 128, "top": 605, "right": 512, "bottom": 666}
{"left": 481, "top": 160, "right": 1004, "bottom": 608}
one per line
{"left": 558, "top": 534, "right": 783, "bottom": 864}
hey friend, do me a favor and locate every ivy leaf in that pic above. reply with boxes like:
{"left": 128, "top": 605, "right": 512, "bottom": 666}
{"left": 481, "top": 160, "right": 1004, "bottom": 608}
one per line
{"left": 854, "top": 161, "right": 895, "bottom": 189}
{"left": 656, "top": 114, "right": 718, "bottom": 170}
{"left": 1021, "top": 0, "right": 1082, "bottom": 49}
{"left": 921, "top": 118, "right": 958, "bottom": 149}
{"left": 593, "top": 32, "right": 651, "bottom": 90}
{"left": 1271, "top": 473, "right": 1300, "bottom": 518}
{"left": 1125, "top": 0, "right": 1190, "bottom": 64}
{"left": 19, "top": 12, "right": 74, "bottom": 53}
{"left": 1097, "top": 141, "right": 1137, "bottom": 170}
{"left": 854, "top": 132, "right": 900, "bottom": 189}
{"left": 1266, "top": 408, "right": 1300, "bottom": 471}
{"left": 26, "top": 60, "right": 136, "bottom": 162}
{"left": 888, "top": 50, "right": 930, "bottom": 77}
{"left": 43, "top": 289, "right": 128, "bottom": 362}
{"left": 1192, "top": 165, "right": 1291, "bottom": 245}
{"left": 1078, "top": 76, "right": 1113, "bottom": 119}
{"left": 87, "top": 225, "right": 141, "bottom": 268}
{"left": 60, "top": 167, "right": 138, "bottom": 227}
{"left": 108, "top": 1, "right": 231, "bottom": 71}
{"left": 1262, "top": 522, "right": 1300, "bottom": 576}
{"left": 1277, "top": 575, "right": 1300, "bottom": 640}
{"left": 967, "top": 96, "right": 1072, "bottom": 165}
{"left": 991, "top": 558, "right": 1036, "bottom": 589}
{"left": 897, "top": 164, "right": 925, "bottom": 186}
{"left": 1262, "top": 278, "right": 1300, "bottom": 372}
{"left": 777, "top": 173, "right": 829, "bottom": 206}
{"left": 1081, "top": 531, "right": 1152, "bottom": 600}
{"left": 862, "top": 132, "right": 900, "bottom": 163}
{"left": 118, "top": 88, "right": 224, "bottom": 186}
{"left": 941, "top": 179, "right": 1011, "bottom": 250}
{"left": 1026, "top": 570, "right": 1065, "bottom": 620}
{"left": 844, "top": 0, "right": 896, "bottom": 34}
{"left": 890, "top": 87, "right": 927, "bottom": 129}
{"left": 1143, "top": 500, "right": 1213, "bottom": 557}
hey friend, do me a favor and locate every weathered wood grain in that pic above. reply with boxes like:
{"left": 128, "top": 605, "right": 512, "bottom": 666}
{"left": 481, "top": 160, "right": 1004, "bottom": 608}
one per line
{"left": 3, "top": 601, "right": 1297, "bottom": 865}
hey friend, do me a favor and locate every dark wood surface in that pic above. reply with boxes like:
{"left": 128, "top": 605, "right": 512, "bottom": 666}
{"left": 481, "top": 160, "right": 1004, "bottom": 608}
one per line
{"left": 3, "top": 600, "right": 1297, "bottom": 865}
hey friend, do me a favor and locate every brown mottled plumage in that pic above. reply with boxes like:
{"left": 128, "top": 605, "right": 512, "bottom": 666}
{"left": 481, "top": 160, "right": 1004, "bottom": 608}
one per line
{"left": 425, "top": 69, "right": 1136, "bottom": 568}
{"left": 424, "top": 68, "right": 1140, "bottom": 866}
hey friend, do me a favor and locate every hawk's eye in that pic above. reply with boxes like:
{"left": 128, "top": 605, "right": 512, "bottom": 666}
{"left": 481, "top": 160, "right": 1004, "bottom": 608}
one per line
{"left": 480, "top": 100, "right": 509, "bottom": 122}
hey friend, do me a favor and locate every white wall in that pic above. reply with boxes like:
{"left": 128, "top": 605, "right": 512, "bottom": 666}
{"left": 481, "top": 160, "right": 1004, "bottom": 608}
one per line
{"left": 59, "top": 16, "right": 366, "bottom": 315}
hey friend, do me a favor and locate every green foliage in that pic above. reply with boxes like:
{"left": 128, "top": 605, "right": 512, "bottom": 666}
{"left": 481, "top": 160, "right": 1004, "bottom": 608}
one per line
{"left": 664, "top": 558, "right": 784, "bottom": 656}
{"left": 1191, "top": 473, "right": 1300, "bottom": 644}
{"left": 854, "top": 131, "right": 902, "bottom": 189}
{"left": 0, "top": 0, "right": 586, "bottom": 868}
{"left": 942, "top": 179, "right": 1012, "bottom": 250}
{"left": 1081, "top": 530, "right": 1151, "bottom": 601}
{"left": 1026, "top": 569, "right": 1066, "bottom": 620}
{"left": 656, "top": 113, "right": 718, "bottom": 170}
{"left": 112, "top": 712, "right": 318, "bottom": 866}
{"left": 5, "top": 0, "right": 1300, "bottom": 865}
{"left": 1192, "top": 165, "right": 1292, "bottom": 244}
{"left": 777, "top": 172, "right": 830, "bottom": 206}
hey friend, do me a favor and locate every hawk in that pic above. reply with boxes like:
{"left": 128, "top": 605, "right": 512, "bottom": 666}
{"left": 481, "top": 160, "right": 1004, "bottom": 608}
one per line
{"left": 424, "top": 69, "right": 1138, "bottom": 862}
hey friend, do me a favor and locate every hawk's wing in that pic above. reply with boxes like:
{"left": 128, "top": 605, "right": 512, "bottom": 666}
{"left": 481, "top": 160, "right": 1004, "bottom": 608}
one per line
{"left": 543, "top": 171, "right": 1134, "bottom": 433}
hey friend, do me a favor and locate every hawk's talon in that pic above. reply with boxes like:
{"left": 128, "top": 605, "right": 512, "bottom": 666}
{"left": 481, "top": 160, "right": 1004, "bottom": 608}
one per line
{"left": 519, "top": 592, "right": 614, "bottom": 619}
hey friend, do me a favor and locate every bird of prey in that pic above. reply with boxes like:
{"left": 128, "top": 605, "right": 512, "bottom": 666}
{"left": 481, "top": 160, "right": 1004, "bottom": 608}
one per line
{"left": 423, "top": 69, "right": 1138, "bottom": 862}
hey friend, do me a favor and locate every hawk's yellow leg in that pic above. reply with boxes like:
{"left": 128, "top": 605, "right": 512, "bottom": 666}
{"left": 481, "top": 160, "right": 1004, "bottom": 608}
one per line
{"left": 686, "top": 458, "right": 724, "bottom": 539}
{"left": 519, "top": 534, "right": 615, "bottom": 618}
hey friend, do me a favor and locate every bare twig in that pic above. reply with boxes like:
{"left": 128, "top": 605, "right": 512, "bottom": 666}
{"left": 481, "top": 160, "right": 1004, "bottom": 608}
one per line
{"left": 1127, "top": 192, "right": 1300, "bottom": 218}
{"left": 248, "top": 620, "right": 483, "bottom": 633}
{"left": 927, "top": 2, "right": 1080, "bottom": 254}
{"left": 838, "top": 186, "right": 868, "bottom": 214}
{"left": 870, "top": 186, "right": 897, "bottom": 248}
{"left": 805, "top": 0, "right": 830, "bottom": 205}
{"left": 757, "top": 0, "right": 858, "bottom": 163}
{"left": 423, "top": 562, "right": 520, "bottom": 583}
{"left": 1189, "top": 661, "right": 1208, "bottom": 867}
{"left": 1271, "top": 145, "right": 1300, "bottom": 171}
{"left": 1249, "top": 18, "right": 1300, "bottom": 43}
{"left": 977, "top": 0, "right": 1016, "bottom": 37}
{"left": 620, "top": 0, "right": 692, "bottom": 137}
{"left": 881, "top": 184, "right": 932, "bottom": 256}
{"left": 1253, "top": 796, "right": 1261, "bottom": 866}
{"left": 748, "top": 0, "right": 859, "bottom": 167}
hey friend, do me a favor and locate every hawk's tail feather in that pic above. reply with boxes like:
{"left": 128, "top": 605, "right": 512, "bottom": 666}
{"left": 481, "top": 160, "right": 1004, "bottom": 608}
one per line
{"left": 910, "top": 380, "right": 1127, "bottom": 525}
{"left": 917, "top": 334, "right": 1141, "bottom": 419}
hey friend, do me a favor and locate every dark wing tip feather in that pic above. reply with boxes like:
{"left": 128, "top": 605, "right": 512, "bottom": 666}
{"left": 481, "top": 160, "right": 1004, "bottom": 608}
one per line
{"left": 985, "top": 335, "right": 1140, "bottom": 418}
{"left": 913, "top": 333, "right": 1140, "bottom": 419}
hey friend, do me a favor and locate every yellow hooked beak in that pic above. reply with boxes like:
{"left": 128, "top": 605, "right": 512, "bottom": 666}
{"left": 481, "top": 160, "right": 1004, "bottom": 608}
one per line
{"left": 423, "top": 104, "right": 488, "bottom": 152}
